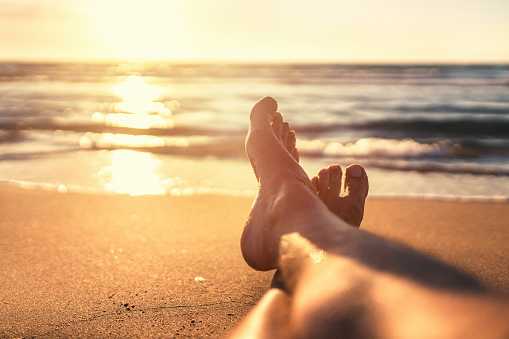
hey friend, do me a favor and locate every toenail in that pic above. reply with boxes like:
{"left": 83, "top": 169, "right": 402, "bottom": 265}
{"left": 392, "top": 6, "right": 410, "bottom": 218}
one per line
{"left": 349, "top": 165, "right": 362, "bottom": 177}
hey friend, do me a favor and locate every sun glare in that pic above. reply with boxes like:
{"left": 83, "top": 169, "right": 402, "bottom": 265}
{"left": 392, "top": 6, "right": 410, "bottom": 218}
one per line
{"left": 85, "top": 75, "right": 181, "bottom": 195}
{"left": 113, "top": 75, "right": 159, "bottom": 113}
{"left": 86, "top": 1, "right": 181, "bottom": 59}
{"left": 105, "top": 150, "right": 166, "bottom": 195}
{"left": 91, "top": 75, "right": 174, "bottom": 129}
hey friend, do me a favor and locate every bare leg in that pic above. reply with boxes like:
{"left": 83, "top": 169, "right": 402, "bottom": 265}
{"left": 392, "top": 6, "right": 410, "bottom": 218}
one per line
{"left": 235, "top": 97, "right": 509, "bottom": 339}
{"left": 267, "top": 108, "right": 370, "bottom": 288}
{"left": 229, "top": 289, "right": 292, "bottom": 339}
{"left": 277, "top": 233, "right": 509, "bottom": 339}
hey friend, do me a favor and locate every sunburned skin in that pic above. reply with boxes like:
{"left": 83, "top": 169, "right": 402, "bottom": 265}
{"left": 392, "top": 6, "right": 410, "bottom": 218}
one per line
{"left": 234, "top": 97, "right": 509, "bottom": 339}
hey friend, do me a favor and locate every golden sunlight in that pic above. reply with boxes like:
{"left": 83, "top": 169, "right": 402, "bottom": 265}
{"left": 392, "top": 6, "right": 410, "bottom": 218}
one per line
{"left": 113, "top": 75, "right": 159, "bottom": 114}
{"left": 104, "top": 113, "right": 171, "bottom": 129}
{"left": 92, "top": 75, "right": 174, "bottom": 129}
{"left": 86, "top": 1, "right": 181, "bottom": 59}
{"left": 104, "top": 150, "right": 166, "bottom": 195}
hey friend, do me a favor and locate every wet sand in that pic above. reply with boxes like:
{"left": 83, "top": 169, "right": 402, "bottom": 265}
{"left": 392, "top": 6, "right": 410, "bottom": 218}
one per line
{"left": 1, "top": 186, "right": 508, "bottom": 338}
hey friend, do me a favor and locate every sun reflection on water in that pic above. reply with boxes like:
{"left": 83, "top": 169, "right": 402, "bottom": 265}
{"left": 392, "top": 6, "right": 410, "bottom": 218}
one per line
{"left": 91, "top": 75, "right": 175, "bottom": 129}
{"left": 113, "top": 75, "right": 159, "bottom": 112}
{"left": 104, "top": 150, "right": 166, "bottom": 196}
{"left": 87, "top": 75, "right": 190, "bottom": 195}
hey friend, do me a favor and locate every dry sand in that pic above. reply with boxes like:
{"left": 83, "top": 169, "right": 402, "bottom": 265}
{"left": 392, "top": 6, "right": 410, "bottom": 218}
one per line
{"left": 1, "top": 186, "right": 508, "bottom": 338}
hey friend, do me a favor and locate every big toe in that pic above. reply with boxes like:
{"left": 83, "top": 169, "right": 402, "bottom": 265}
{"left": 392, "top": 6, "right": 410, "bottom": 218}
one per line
{"left": 286, "top": 130, "right": 298, "bottom": 161}
{"left": 344, "top": 164, "right": 369, "bottom": 203}
{"left": 250, "top": 96, "right": 278, "bottom": 123}
{"left": 271, "top": 112, "right": 284, "bottom": 138}
{"left": 341, "top": 164, "right": 369, "bottom": 227}
{"left": 327, "top": 165, "right": 343, "bottom": 198}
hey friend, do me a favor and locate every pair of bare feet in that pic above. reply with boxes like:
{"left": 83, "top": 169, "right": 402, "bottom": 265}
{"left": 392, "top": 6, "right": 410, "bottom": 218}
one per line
{"left": 241, "top": 97, "right": 369, "bottom": 272}
{"left": 236, "top": 97, "right": 509, "bottom": 339}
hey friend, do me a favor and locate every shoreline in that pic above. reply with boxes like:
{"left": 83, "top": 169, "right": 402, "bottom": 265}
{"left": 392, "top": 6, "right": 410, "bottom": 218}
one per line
{"left": 1, "top": 179, "right": 508, "bottom": 202}
{"left": 1, "top": 185, "right": 508, "bottom": 337}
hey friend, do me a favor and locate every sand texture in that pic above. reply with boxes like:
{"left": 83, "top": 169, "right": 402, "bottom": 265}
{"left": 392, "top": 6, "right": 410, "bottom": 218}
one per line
{"left": 0, "top": 186, "right": 508, "bottom": 338}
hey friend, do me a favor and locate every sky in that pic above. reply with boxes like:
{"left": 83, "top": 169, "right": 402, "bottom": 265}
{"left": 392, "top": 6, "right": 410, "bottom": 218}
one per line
{"left": 1, "top": 0, "right": 508, "bottom": 63}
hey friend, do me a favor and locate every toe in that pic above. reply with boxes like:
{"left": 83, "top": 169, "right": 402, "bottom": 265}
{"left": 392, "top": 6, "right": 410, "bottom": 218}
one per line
{"left": 286, "top": 130, "right": 296, "bottom": 157}
{"left": 311, "top": 176, "right": 319, "bottom": 192}
{"left": 250, "top": 96, "right": 278, "bottom": 123}
{"left": 281, "top": 122, "right": 290, "bottom": 145}
{"left": 271, "top": 112, "right": 283, "bottom": 139}
{"left": 327, "top": 165, "right": 342, "bottom": 198}
{"left": 343, "top": 164, "right": 369, "bottom": 207}
{"left": 292, "top": 148, "right": 300, "bottom": 162}
{"left": 317, "top": 168, "right": 330, "bottom": 201}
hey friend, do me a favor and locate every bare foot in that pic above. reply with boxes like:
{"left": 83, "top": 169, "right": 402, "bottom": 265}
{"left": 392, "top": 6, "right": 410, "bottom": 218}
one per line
{"left": 311, "top": 164, "right": 369, "bottom": 227}
{"left": 242, "top": 97, "right": 369, "bottom": 272}
{"left": 273, "top": 112, "right": 368, "bottom": 228}
{"left": 242, "top": 97, "right": 318, "bottom": 271}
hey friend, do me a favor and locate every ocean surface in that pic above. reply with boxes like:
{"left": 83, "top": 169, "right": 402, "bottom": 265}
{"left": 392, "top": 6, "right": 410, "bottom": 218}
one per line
{"left": 1, "top": 62, "right": 508, "bottom": 199}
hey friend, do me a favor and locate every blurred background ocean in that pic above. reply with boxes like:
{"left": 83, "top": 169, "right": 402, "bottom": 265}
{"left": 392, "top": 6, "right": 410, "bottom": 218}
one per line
{"left": 1, "top": 62, "right": 508, "bottom": 198}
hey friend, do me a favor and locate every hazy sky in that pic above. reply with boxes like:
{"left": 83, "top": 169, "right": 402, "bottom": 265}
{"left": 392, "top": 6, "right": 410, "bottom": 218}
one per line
{"left": 1, "top": 0, "right": 508, "bottom": 62}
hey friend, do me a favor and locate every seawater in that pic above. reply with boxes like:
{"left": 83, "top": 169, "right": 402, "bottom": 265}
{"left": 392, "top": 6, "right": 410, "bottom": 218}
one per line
{"left": 0, "top": 62, "right": 508, "bottom": 198}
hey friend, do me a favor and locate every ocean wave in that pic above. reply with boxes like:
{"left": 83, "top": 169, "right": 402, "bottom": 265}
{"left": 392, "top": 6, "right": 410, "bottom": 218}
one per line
{"left": 2, "top": 63, "right": 509, "bottom": 87}
{"left": 0, "top": 116, "right": 243, "bottom": 138}
{"left": 298, "top": 138, "right": 457, "bottom": 159}
{"left": 4, "top": 119, "right": 508, "bottom": 177}
{"left": 357, "top": 159, "right": 509, "bottom": 176}
{"left": 363, "top": 117, "right": 509, "bottom": 138}
{"left": 78, "top": 134, "right": 509, "bottom": 176}
{"left": 297, "top": 138, "right": 509, "bottom": 176}
{"left": 2, "top": 62, "right": 508, "bottom": 198}
{"left": 296, "top": 115, "right": 509, "bottom": 139}
{"left": 370, "top": 193, "right": 509, "bottom": 202}
{"left": 76, "top": 133, "right": 471, "bottom": 162}
{"left": 4, "top": 111, "right": 509, "bottom": 148}
{"left": 358, "top": 102, "right": 509, "bottom": 115}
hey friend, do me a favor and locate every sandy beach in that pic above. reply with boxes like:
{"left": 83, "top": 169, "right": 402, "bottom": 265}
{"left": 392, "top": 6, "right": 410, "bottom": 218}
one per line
{"left": 1, "top": 186, "right": 508, "bottom": 338}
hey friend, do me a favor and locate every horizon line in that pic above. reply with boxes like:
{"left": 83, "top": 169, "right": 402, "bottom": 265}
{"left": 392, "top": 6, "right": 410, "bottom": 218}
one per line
{"left": 1, "top": 57, "right": 509, "bottom": 66}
